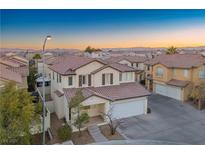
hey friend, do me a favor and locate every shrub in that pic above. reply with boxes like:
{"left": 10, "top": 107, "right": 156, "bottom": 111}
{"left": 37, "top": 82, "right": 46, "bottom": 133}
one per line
{"left": 57, "top": 124, "right": 72, "bottom": 141}
{"left": 147, "top": 107, "right": 151, "bottom": 114}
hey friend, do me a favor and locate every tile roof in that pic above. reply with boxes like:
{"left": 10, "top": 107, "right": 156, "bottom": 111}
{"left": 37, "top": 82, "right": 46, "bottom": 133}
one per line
{"left": 48, "top": 55, "right": 106, "bottom": 75}
{"left": 91, "top": 63, "right": 136, "bottom": 74}
{"left": 54, "top": 90, "right": 64, "bottom": 97}
{"left": 0, "top": 64, "right": 23, "bottom": 83}
{"left": 145, "top": 54, "right": 205, "bottom": 68}
{"left": 63, "top": 82, "right": 150, "bottom": 102}
{"left": 0, "top": 58, "right": 20, "bottom": 67}
{"left": 166, "top": 79, "right": 190, "bottom": 87}
{"left": 105, "top": 56, "right": 148, "bottom": 64}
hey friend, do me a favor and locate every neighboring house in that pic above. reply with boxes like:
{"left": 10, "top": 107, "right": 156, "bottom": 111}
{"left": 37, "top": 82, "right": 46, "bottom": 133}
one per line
{"left": 145, "top": 54, "right": 205, "bottom": 101}
{"left": 0, "top": 55, "right": 29, "bottom": 89}
{"left": 0, "top": 64, "right": 23, "bottom": 88}
{"left": 105, "top": 56, "right": 148, "bottom": 83}
{"left": 43, "top": 55, "right": 150, "bottom": 126}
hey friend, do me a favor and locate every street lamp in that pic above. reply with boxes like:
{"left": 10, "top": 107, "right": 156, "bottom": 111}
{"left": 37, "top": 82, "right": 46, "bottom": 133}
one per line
{"left": 42, "top": 35, "right": 52, "bottom": 145}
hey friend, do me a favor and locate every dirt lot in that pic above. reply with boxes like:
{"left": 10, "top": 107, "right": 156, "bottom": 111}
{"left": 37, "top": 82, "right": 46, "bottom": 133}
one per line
{"left": 100, "top": 124, "right": 124, "bottom": 140}
{"left": 71, "top": 130, "right": 95, "bottom": 145}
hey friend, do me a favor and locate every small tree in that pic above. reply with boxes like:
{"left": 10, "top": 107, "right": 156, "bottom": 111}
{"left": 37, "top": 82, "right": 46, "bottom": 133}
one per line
{"left": 33, "top": 54, "right": 41, "bottom": 59}
{"left": 74, "top": 112, "right": 89, "bottom": 136}
{"left": 27, "top": 64, "right": 37, "bottom": 91}
{"left": 84, "top": 46, "right": 100, "bottom": 53}
{"left": 166, "top": 46, "right": 178, "bottom": 55}
{"left": 0, "top": 82, "right": 36, "bottom": 144}
{"left": 101, "top": 108, "right": 121, "bottom": 135}
{"left": 69, "top": 90, "right": 89, "bottom": 136}
{"left": 84, "top": 46, "right": 93, "bottom": 53}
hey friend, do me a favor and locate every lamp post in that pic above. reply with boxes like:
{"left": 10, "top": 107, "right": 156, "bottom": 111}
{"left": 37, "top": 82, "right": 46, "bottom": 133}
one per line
{"left": 42, "top": 35, "right": 52, "bottom": 145}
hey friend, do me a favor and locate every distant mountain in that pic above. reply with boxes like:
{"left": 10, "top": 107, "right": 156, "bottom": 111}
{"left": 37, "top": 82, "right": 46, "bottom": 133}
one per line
{"left": 0, "top": 48, "right": 81, "bottom": 53}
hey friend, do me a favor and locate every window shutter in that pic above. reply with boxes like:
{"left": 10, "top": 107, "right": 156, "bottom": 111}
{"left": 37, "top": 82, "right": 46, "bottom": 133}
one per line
{"left": 110, "top": 73, "right": 113, "bottom": 84}
{"left": 79, "top": 75, "right": 82, "bottom": 87}
{"left": 102, "top": 74, "right": 105, "bottom": 85}
{"left": 57, "top": 73, "right": 58, "bottom": 83}
{"left": 59, "top": 74, "right": 61, "bottom": 83}
{"left": 88, "top": 74, "right": 91, "bottom": 86}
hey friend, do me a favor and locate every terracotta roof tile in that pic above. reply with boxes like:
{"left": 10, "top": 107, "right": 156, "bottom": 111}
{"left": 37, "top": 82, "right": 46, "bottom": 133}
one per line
{"left": 91, "top": 63, "right": 136, "bottom": 74}
{"left": 63, "top": 82, "right": 150, "bottom": 102}
{"left": 0, "top": 64, "right": 23, "bottom": 83}
{"left": 54, "top": 90, "right": 64, "bottom": 97}
{"left": 145, "top": 54, "right": 205, "bottom": 68}
{"left": 106, "top": 56, "right": 148, "bottom": 63}
{"left": 48, "top": 56, "right": 106, "bottom": 75}
{"left": 166, "top": 79, "right": 190, "bottom": 87}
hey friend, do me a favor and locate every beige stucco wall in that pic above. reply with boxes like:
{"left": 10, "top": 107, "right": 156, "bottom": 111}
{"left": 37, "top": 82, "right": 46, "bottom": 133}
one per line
{"left": 93, "top": 67, "right": 120, "bottom": 87}
{"left": 75, "top": 61, "right": 104, "bottom": 87}
{"left": 153, "top": 64, "right": 169, "bottom": 82}
{"left": 192, "top": 65, "right": 205, "bottom": 83}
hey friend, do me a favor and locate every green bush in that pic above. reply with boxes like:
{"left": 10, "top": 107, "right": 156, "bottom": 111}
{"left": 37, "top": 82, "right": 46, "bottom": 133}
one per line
{"left": 147, "top": 107, "right": 151, "bottom": 114}
{"left": 57, "top": 124, "right": 72, "bottom": 141}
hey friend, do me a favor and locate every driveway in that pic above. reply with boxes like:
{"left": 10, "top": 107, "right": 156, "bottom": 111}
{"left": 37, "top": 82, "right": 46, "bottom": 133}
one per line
{"left": 118, "top": 94, "right": 205, "bottom": 144}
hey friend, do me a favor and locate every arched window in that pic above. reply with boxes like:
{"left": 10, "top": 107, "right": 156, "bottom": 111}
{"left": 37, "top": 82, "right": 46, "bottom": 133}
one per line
{"left": 156, "top": 67, "right": 164, "bottom": 77}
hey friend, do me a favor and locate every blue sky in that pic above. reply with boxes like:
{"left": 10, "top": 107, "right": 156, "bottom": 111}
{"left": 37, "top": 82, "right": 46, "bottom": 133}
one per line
{"left": 1, "top": 9, "right": 205, "bottom": 49}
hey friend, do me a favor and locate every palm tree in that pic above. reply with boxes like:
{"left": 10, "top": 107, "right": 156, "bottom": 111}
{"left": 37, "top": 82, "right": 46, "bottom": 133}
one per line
{"left": 166, "top": 46, "right": 178, "bottom": 55}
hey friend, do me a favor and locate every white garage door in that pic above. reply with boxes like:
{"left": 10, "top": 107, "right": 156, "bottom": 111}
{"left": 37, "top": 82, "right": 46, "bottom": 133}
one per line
{"left": 155, "top": 84, "right": 181, "bottom": 100}
{"left": 110, "top": 98, "right": 147, "bottom": 119}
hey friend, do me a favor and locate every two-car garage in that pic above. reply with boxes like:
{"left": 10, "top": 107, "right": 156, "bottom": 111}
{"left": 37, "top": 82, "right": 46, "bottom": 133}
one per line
{"left": 154, "top": 83, "right": 182, "bottom": 100}
{"left": 110, "top": 97, "right": 147, "bottom": 119}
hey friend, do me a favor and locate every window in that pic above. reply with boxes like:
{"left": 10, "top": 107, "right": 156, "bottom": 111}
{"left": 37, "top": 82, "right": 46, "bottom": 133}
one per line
{"left": 102, "top": 73, "right": 113, "bottom": 85}
{"left": 121, "top": 72, "right": 133, "bottom": 81}
{"left": 156, "top": 67, "right": 163, "bottom": 77}
{"left": 37, "top": 82, "right": 43, "bottom": 87}
{"left": 184, "top": 69, "right": 189, "bottom": 77}
{"left": 45, "top": 81, "right": 51, "bottom": 86}
{"left": 49, "top": 73, "right": 51, "bottom": 79}
{"left": 173, "top": 69, "right": 176, "bottom": 76}
{"left": 199, "top": 70, "right": 205, "bottom": 79}
{"left": 79, "top": 75, "right": 88, "bottom": 87}
{"left": 53, "top": 71, "right": 55, "bottom": 80}
{"left": 68, "top": 76, "right": 73, "bottom": 86}
{"left": 147, "top": 65, "right": 150, "bottom": 71}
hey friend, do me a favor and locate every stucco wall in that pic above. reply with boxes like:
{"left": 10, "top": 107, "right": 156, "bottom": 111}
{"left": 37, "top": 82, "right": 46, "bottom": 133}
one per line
{"left": 93, "top": 67, "right": 120, "bottom": 87}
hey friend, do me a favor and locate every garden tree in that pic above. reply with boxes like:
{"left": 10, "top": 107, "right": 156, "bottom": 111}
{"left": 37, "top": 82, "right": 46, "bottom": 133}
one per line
{"left": 0, "top": 82, "right": 37, "bottom": 144}
{"left": 166, "top": 46, "right": 178, "bottom": 55}
{"left": 190, "top": 81, "right": 205, "bottom": 109}
{"left": 27, "top": 64, "right": 37, "bottom": 91}
{"left": 69, "top": 90, "right": 89, "bottom": 136}
{"left": 33, "top": 53, "right": 41, "bottom": 59}
{"left": 101, "top": 107, "right": 122, "bottom": 135}
{"left": 84, "top": 46, "right": 101, "bottom": 53}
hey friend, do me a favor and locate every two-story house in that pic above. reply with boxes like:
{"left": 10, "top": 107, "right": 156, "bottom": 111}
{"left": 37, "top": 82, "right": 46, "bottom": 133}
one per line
{"left": 45, "top": 55, "right": 150, "bottom": 126}
{"left": 145, "top": 54, "right": 205, "bottom": 101}
{"left": 105, "top": 56, "right": 148, "bottom": 83}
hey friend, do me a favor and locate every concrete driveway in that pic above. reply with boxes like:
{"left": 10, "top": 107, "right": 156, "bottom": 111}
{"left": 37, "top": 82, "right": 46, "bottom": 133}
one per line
{"left": 118, "top": 94, "right": 205, "bottom": 144}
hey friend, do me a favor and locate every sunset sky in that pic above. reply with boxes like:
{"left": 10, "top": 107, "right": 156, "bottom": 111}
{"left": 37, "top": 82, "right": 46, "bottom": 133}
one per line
{"left": 1, "top": 9, "right": 205, "bottom": 50}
